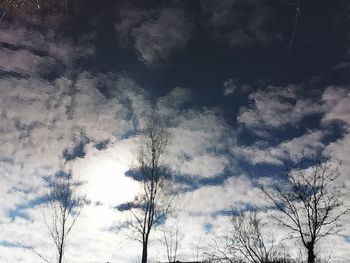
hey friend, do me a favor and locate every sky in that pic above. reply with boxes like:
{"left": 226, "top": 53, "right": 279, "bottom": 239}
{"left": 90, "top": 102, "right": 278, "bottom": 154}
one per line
{"left": 0, "top": 0, "right": 350, "bottom": 262}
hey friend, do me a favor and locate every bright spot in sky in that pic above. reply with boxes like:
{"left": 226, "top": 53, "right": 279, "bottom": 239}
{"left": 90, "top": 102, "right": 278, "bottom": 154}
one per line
{"left": 76, "top": 153, "right": 140, "bottom": 206}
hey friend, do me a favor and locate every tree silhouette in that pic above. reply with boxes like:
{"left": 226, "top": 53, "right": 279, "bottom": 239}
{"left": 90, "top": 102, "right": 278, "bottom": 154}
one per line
{"left": 205, "top": 211, "right": 291, "bottom": 263}
{"left": 261, "top": 157, "right": 349, "bottom": 263}
{"left": 126, "top": 119, "right": 174, "bottom": 263}
{"left": 19, "top": 171, "right": 85, "bottom": 263}
{"left": 42, "top": 171, "right": 85, "bottom": 263}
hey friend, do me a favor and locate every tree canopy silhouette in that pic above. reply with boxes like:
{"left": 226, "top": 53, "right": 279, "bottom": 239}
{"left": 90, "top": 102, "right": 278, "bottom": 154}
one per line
{"left": 261, "top": 157, "right": 349, "bottom": 263}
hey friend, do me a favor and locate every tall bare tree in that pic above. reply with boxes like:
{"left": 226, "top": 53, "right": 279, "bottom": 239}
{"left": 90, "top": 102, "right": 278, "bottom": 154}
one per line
{"left": 43, "top": 171, "right": 84, "bottom": 263}
{"left": 127, "top": 119, "right": 173, "bottom": 263}
{"left": 261, "top": 158, "right": 349, "bottom": 263}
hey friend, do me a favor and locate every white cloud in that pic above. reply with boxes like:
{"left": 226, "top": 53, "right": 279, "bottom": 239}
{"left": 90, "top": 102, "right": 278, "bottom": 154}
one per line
{"left": 322, "top": 88, "right": 350, "bottom": 206}
{"left": 233, "top": 130, "right": 325, "bottom": 165}
{"left": 0, "top": 73, "right": 147, "bottom": 172}
{"left": 156, "top": 87, "right": 191, "bottom": 116}
{"left": 0, "top": 19, "right": 95, "bottom": 74}
{"left": 0, "top": 48, "right": 56, "bottom": 74}
{"left": 179, "top": 175, "right": 267, "bottom": 214}
{"left": 232, "top": 146, "right": 282, "bottom": 165}
{"left": 164, "top": 107, "right": 236, "bottom": 178}
{"left": 271, "top": 130, "right": 325, "bottom": 161}
{"left": 322, "top": 86, "right": 350, "bottom": 127}
{"left": 237, "top": 85, "right": 323, "bottom": 132}
{"left": 180, "top": 155, "right": 228, "bottom": 178}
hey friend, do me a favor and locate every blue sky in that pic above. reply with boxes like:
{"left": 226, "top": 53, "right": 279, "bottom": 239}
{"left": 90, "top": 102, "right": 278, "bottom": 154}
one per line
{"left": 0, "top": 0, "right": 350, "bottom": 262}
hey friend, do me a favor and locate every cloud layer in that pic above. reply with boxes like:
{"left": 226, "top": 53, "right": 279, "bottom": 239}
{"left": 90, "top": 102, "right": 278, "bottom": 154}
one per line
{"left": 1, "top": 4, "right": 350, "bottom": 263}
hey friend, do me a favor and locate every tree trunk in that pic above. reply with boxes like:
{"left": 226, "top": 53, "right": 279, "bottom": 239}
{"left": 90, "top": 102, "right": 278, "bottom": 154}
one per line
{"left": 58, "top": 217, "right": 65, "bottom": 263}
{"left": 58, "top": 240, "right": 64, "bottom": 263}
{"left": 141, "top": 241, "right": 148, "bottom": 263}
{"left": 307, "top": 242, "right": 315, "bottom": 263}
{"left": 58, "top": 248, "right": 63, "bottom": 263}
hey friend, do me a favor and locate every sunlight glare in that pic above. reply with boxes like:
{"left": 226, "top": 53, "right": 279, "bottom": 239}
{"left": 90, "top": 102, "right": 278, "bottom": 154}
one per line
{"left": 81, "top": 155, "right": 140, "bottom": 206}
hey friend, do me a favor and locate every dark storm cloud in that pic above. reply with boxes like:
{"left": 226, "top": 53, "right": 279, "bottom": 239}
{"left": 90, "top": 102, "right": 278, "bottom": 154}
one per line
{"left": 114, "top": 6, "right": 193, "bottom": 64}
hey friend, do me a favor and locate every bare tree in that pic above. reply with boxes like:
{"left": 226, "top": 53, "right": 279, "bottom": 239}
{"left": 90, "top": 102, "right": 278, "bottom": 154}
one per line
{"left": 18, "top": 171, "right": 84, "bottom": 263}
{"left": 261, "top": 158, "right": 349, "bottom": 263}
{"left": 43, "top": 171, "right": 85, "bottom": 263}
{"left": 204, "top": 235, "right": 236, "bottom": 263}
{"left": 162, "top": 223, "right": 183, "bottom": 263}
{"left": 126, "top": 119, "right": 174, "bottom": 263}
{"left": 230, "top": 211, "right": 281, "bottom": 263}
{"left": 205, "top": 211, "right": 289, "bottom": 263}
